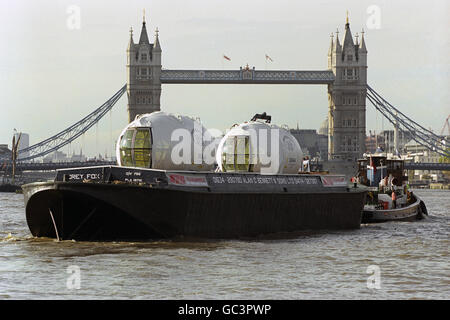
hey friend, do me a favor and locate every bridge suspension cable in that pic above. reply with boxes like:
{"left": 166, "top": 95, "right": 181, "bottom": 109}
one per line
{"left": 366, "top": 85, "right": 449, "bottom": 157}
{"left": 18, "top": 85, "right": 127, "bottom": 161}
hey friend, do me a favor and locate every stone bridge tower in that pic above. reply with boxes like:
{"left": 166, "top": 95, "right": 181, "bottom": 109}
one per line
{"left": 126, "top": 17, "right": 162, "bottom": 123}
{"left": 327, "top": 16, "right": 367, "bottom": 161}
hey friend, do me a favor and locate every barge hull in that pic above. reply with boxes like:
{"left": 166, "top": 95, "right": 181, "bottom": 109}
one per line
{"left": 23, "top": 183, "right": 366, "bottom": 241}
{"left": 22, "top": 166, "right": 367, "bottom": 241}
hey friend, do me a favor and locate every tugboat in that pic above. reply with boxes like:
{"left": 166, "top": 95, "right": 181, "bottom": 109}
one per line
{"left": 22, "top": 112, "right": 367, "bottom": 241}
{"left": 356, "top": 151, "right": 428, "bottom": 223}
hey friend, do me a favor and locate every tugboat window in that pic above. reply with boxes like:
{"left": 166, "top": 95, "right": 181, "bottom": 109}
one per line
{"left": 222, "top": 136, "right": 250, "bottom": 172}
{"left": 119, "top": 128, "right": 152, "bottom": 168}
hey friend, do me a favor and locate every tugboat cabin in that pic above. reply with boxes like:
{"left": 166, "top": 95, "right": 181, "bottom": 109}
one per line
{"left": 357, "top": 154, "right": 406, "bottom": 188}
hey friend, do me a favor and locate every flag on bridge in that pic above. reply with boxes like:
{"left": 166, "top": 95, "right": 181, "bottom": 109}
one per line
{"left": 265, "top": 54, "right": 273, "bottom": 62}
{"left": 223, "top": 55, "right": 231, "bottom": 61}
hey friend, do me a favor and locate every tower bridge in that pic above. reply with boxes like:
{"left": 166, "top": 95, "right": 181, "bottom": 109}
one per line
{"left": 11, "top": 14, "right": 449, "bottom": 167}
{"left": 127, "top": 15, "right": 368, "bottom": 163}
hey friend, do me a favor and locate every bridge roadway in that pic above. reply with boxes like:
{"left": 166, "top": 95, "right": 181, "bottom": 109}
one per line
{"left": 160, "top": 69, "right": 335, "bottom": 84}
{"left": 5, "top": 161, "right": 449, "bottom": 172}
{"left": 403, "top": 162, "right": 450, "bottom": 171}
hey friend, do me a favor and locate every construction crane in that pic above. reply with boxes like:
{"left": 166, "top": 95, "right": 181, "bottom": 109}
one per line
{"left": 440, "top": 114, "right": 450, "bottom": 136}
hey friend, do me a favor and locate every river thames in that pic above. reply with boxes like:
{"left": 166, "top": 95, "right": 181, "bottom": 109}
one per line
{"left": 0, "top": 189, "right": 448, "bottom": 299}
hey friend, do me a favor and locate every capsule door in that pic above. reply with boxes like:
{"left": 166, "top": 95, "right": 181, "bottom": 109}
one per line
{"left": 221, "top": 135, "right": 250, "bottom": 172}
{"left": 119, "top": 127, "right": 152, "bottom": 168}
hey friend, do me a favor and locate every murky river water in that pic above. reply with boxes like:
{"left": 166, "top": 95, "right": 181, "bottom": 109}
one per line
{"left": 0, "top": 189, "right": 448, "bottom": 300}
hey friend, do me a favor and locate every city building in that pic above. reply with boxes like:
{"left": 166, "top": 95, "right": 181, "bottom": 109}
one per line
{"left": 364, "top": 130, "right": 413, "bottom": 155}
{"left": 290, "top": 128, "right": 328, "bottom": 160}
{"left": 0, "top": 144, "right": 11, "bottom": 162}
{"left": 69, "top": 150, "right": 87, "bottom": 162}
{"left": 14, "top": 132, "right": 30, "bottom": 159}
{"left": 318, "top": 118, "right": 328, "bottom": 136}
{"left": 378, "top": 130, "right": 412, "bottom": 154}
{"left": 404, "top": 139, "right": 443, "bottom": 181}
{"left": 365, "top": 130, "right": 378, "bottom": 154}
{"left": 43, "top": 151, "right": 69, "bottom": 163}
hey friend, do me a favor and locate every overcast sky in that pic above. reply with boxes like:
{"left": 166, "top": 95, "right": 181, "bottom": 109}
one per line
{"left": 0, "top": 0, "right": 448, "bottom": 157}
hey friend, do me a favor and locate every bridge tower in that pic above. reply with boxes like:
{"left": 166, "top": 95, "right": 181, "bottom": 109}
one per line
{"left": 126, "top": 16, "right": 162, "bottom": 123}
{"left": 327, "top": 15, "right": 367, "bottom": 161}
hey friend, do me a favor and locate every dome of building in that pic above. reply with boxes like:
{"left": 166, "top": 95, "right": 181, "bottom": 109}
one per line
{"left": 318, "top": 117, "right": 328, "bottom": 135}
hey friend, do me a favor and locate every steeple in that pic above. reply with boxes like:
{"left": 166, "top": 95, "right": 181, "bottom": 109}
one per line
{"left": 342, "top": 12, "right": 354, "bottom": 49}
{"left": 153, "top": 27, "right": 161, "bottom": 52}
{"left": 359, "top": 29, "right": 367, "bottom": 53}
{"left": 127, "top": 26, "right": 135, "bottom": 51}
{"left": 334, "top": 28, "right": 342, "bottom": 52}
{"left": 139, "top": 10, "right": 150, "bottom": 45}
{"left": 328, "top": 33, "right": 334, "bottom": 55}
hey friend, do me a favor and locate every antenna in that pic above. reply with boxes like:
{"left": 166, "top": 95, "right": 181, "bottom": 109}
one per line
{"left": 440, "top": 115, "right": 450, "bottom": 136}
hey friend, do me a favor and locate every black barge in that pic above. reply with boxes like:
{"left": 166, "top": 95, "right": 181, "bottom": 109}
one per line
{"left": 22, "top": 166, "right": 367, "bottom": 241}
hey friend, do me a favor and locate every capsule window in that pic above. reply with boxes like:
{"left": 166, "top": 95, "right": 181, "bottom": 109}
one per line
{"left": 119, "top": 128, "right": 152, "bottom": 168}
{"left": 222, "top": 135, "right": 250, "bottom": 172}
